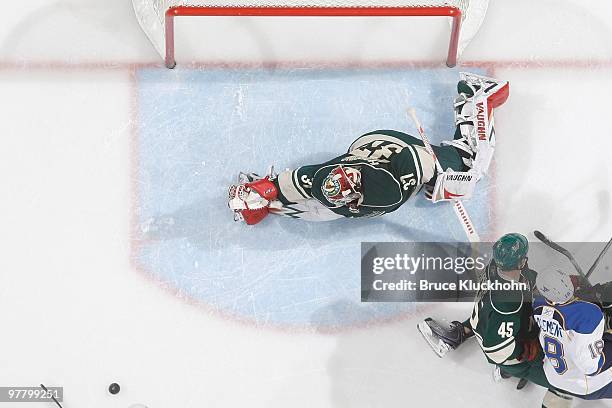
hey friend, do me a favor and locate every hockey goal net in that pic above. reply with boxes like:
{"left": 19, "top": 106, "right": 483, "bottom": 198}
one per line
{"left": 132, "top": 0, "right": 489, "bottom": 68}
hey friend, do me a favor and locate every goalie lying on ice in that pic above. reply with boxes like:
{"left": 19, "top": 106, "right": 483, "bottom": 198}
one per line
{"left": 228, "top": 72, "right": 509, "bottom": 225}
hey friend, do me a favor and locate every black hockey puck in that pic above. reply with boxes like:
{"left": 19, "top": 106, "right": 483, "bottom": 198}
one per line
{"left": 109, "top": 383, "right": 120, "bottom": 395}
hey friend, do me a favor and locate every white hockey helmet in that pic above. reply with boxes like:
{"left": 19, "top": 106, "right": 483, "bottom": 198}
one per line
{"left": 536, "top": 267, "right": 575, "bottom": 304}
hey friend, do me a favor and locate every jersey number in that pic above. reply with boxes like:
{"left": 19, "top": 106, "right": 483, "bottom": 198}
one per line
{"left": 497, "top": 322, "right": 513, "bottom": 338}
{"left": 400, "top": 174, "right": 417, "bottom": 190}
{"left": 589, "top": 340, "right": 605, "bottom": 359}
{"left": 543, "top": 336, "right": 568, "bottom": 375}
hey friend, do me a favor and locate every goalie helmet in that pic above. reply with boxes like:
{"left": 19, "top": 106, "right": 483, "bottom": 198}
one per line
{"left": 536, "top": 268, "right": 575, "bottom": 304}
{"left": 321, "top": 165, "right": 362, "bottom": 207}
{"left": 493, "top": 233, "right": 529, "bottom": 271}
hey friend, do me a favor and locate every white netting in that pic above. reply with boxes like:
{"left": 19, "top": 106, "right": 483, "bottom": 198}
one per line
{"left": 132, "top": 0, "right": 489, "bottom": 64}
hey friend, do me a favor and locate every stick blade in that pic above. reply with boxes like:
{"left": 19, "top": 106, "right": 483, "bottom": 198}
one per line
{"left": 533, "top": 230, "right": 547, "bottom": 242}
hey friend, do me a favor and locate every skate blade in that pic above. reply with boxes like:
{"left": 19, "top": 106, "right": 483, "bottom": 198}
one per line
{"left": 416, "top": 322, "right": 449, "bottom": 358}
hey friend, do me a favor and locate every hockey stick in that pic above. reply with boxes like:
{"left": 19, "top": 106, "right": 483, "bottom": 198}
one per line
{"left": 40, "top": 384, "right": 63, "bottom": 408}
{"left": 586, "top": 236, "right": 612, "bottom": 279}
{"left": 406, "top": 109, "right": 444, "bottom": 175}
{"left": 407, "top": 108, "right": 480, "bottom": 243}
{"left": 533, "top": 230, "right": 592, "bottom": 287}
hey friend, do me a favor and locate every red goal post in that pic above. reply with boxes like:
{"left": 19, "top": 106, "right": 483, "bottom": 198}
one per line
{"left": 132, "top": 0, "right": 489, "bottom": 69}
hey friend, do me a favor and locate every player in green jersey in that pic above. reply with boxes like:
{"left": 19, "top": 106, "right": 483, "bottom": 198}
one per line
{"left": 228, "top": 72, "right": 509, "bottom": 225}
{"left": 418, "top": 233, "right": 574, "bottom": 407}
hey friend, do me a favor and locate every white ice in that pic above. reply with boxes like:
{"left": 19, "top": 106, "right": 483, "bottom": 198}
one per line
{"left": 0, "top": 0, "right": 611, "bottom": 407}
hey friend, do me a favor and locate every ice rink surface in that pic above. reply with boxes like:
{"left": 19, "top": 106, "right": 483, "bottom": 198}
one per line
{"left": 0, "top": 0, "right": 611, "bottom": 407}
{"left": 135, "top": 67, "right": 491, "bottom": 329}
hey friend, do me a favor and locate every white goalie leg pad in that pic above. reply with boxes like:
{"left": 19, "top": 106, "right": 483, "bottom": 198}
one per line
{"left": 450, "top": 72, "right": 509, "bottom": 179}
{"left": 429, "top": 170, "right": 479, "bottom": 203}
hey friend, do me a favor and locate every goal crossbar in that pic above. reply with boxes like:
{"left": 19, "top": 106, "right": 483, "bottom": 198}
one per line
{"left": 133, "top": 0, "right": 490, "bottom": 69}
{"left": 164, "top": 6, "right": 462, "bottom": 68}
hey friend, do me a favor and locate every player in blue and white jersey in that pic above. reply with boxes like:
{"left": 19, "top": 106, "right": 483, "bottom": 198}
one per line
{"left": 534, "top": 269, "right": 612, "bottom": 400}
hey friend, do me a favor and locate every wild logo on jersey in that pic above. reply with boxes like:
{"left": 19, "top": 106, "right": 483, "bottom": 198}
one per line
{"left": 322, "top": 175, "right": 342, "bottom": 197}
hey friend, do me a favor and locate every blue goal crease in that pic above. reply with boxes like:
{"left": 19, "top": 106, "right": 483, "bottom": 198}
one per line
{"left": 133, "top": 66, "right": 490, "bottom": 329}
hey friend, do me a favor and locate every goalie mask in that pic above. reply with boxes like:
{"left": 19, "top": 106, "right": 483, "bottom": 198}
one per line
{"left": 321, "top": 165, "right": 362, "bottom": 207}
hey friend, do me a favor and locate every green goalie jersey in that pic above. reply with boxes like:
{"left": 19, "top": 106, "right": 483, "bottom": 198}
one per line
{"left": 468, "top": 261, "right": 539, "bottom": 366}
{"left": 274, "top": 129, "right": 464, "bottom": 218}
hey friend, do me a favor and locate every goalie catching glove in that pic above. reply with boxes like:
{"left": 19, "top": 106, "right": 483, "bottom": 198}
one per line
{"left": 228, "top": 172, "right": 279, "bottom": 225}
